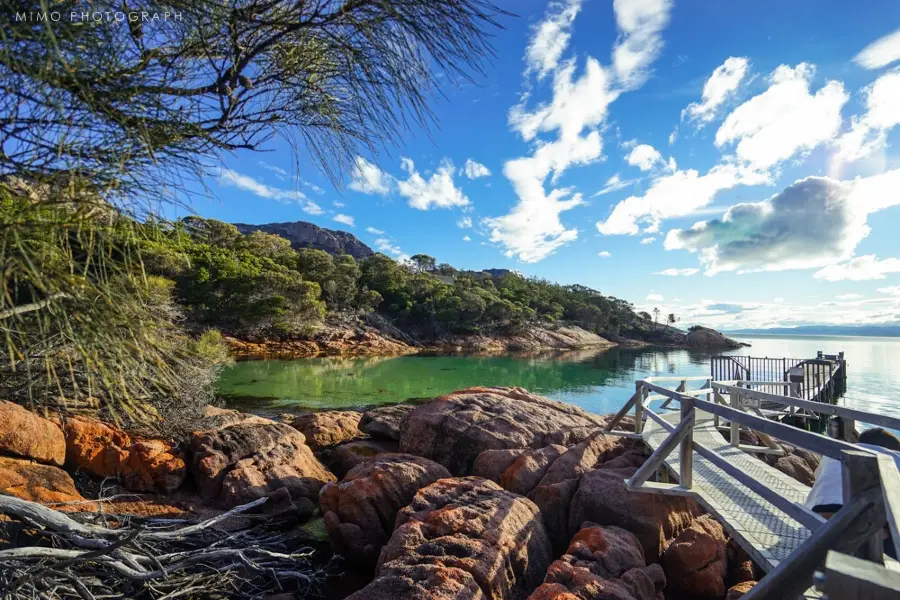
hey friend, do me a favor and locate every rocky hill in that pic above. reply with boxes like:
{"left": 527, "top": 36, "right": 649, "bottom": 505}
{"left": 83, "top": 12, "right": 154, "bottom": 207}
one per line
{"left": 233, "top": 220, "right": 373, "bottom": 259}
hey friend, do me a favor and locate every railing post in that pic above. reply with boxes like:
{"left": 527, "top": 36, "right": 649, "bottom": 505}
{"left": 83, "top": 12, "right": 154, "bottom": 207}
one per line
{"left": 731, "top": 382, "right": 742, "bottom": 447}
{"left": 634, "top": 382, "right": 644, "bottom": 435}
{"left": 842, "top": 450, "right": 886, "bottom": 563}
{"left": 680, "top": 394, "right": 693, "bottom": 489}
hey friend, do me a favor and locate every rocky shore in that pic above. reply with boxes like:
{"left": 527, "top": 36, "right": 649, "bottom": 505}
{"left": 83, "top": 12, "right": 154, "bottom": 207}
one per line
{"left": 0, "top": 386, "right": 820, "bottom": 599}
{"left": 224, "top": 321, "right": 743, "bottom": 359}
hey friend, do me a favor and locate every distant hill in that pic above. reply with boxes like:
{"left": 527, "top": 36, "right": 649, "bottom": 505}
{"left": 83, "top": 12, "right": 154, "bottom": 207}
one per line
{"left": 725, "top": 325, "right": 900, "bottom": 337}
{"left": 233, "top": 221, "right": 373, "bottom": 259}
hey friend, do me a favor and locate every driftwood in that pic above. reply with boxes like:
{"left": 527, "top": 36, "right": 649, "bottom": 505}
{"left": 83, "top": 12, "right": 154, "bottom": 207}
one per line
{"left": 0, "top": 494, "right": 331, "bottom": 599}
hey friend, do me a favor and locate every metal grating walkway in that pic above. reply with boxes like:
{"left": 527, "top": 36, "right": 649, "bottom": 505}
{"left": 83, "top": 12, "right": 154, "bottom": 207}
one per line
{"left": 643, "top": 410, "right": 817, "bottom": 578}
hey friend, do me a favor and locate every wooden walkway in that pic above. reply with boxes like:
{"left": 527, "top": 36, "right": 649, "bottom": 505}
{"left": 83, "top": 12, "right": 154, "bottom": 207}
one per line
{"left": 643, "top": 409, "right": 814, "bottom": 571}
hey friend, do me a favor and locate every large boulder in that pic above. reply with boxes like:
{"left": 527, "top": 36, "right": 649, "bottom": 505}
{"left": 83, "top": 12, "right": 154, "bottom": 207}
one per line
{"left": 685, "top": 327, "right": 744, "bottom": 349}
{"left": 662, "top": 515, "right": 728, "bottom": 598}
{"left": 0, "top": 400, "right": 66, "bottom": 466}
{"left": 63, "top": 417, "right": 185, "bottom": 493}
{"left": 567, "top": 466, "right": 703, "bottom": 562}
{"left": 327, "top": 438, "right": 400, "bottom": 478}
{"left": 352, "top": 477, "right": 552, "bottom": 600}
{"left": 195, "top": 406, "right": 275, "bottom": 430}
{"left": 320, "top": 454, "right": 451, "bottom": 563}
{"left": 121, "top": 440, "right": 187, "bottom": 493}
{"left": 774, "top": 454, "right": 815, "bottom": 486}
{"left": 63, "top": 416, "right": 131, "bottom": 478}
{"left": 528, "top": 523, "right": 665, "bottom": 600}
{"left": 291, "top": 410, "right": 364, "bottom": 450}
{"left": 189, "top": 422, "right": 335, "bottom": 508}
{"left": 0, "top": 456, "right": 84, "bottom": 504}
{"left": 360, "top": 404, "right": 414, "bottom": 441}
{"left": 399, "top": 387, "right": 606, "bottom": 475}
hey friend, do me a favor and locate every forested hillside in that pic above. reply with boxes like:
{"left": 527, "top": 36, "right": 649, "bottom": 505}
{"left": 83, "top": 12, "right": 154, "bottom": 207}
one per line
{"left": 138, "top": 216, "right": 670, "bottom": 344}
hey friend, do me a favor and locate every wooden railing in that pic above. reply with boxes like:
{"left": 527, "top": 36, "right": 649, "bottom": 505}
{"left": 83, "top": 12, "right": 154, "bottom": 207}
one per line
{"left": 604, "top": 376, "right": 900, "bottom": 600}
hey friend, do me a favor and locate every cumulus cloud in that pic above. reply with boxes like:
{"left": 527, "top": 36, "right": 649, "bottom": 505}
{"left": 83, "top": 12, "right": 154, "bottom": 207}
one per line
{"left": 597, "top": 162, "right": 770, "bottom": 235}
{"left": 525, "top": 0, "right": 584, "bottom": 80}
{"left": 366, "top": 226, "right": 384, "bottom": 235}
{"left": 814, "top": 255, "right": 900, "bottom": 281}
{"left": 640, "top": 237, "right": 656, "bottom": 244}
{"left": 668, "top": 128, "right": 678, "bottom": 145}
{"left": 855, "top": 28, "right": 900, "bottom": 70}
{"left": 332, "top": 214, "right": 355, "bottom": 227}
{"left": 647, "top": 293, "right": 665, "bottom": 302}
{"left": 611, "top": 0, "right": 674, "bottom": 89}
{"left": 593, "top": 173, "right": 638, "bottom": 196}
{"left": 219, "top": 168, "right": 323, "bottom": 215}
{"left": 304, "top": 181, "right": 325, "bottom": 195}
{"left": 715, "top": 63, "right": 848, "bottom": 170}
{"left": 831, "top": 70, "right": 900, "bottom": 168}
{"left": 397, "top": 158, "right": 470, "bottom": 210}
{"left": 879, "top": 286, "right": 900, "bottom": 296}
{"left": 836, "top": 293, "right": 862, "bottom": 300}
{"left": 655, "top": 268, "right": 699, "bottom": 276}
{"left": 488, "top": 57, "right": 618, "bottom": 262}
{"left": 457, "top": 216, "right": 473, "bottom": 228}
{"left": 463, "top": 235, "right": 472, "bottom": 242}
{"left": 598, "top": 251, "right": 611, "bottom": 258}
{"left": 682, "top": 57, "right": 750, "bottom": 125}
{"left": 463, "top": 159, "right": 492, "bottom": 179}
{"left": 665, "top": 171, "right": 900, "bottom": 275}
{"left": 348, "top": 156, "right": 393, "bottom": 195}
{"left": 626, "top": 143, "right": 665, "bottom": 171}
{"left": 374, "top": 237, "right": 409, "bottom": 262}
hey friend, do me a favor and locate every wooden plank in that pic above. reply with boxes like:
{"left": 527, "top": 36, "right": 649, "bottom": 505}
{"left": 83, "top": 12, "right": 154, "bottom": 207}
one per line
{"left": 694, "top": 398, "right": 860, "bottom": 461}
{"left": 628, "top": 411, "right": 696, "bottom": 489}
{"left": 824, "top": 550, "right": 900, "bottom": 599}
{"left": 628, "top": 481, "right": 694, "bottom": 497}
{"left": 634, "top": 384, "right": 645, "bottom": 435}
{"left": 680, "top": 395, "right": 694, "bottom": 489}
{"left": 843, "top": 450, "right": 887, "bottom": 563}
{"left": 605, "top": 392, "right": 637, "bottom": 432}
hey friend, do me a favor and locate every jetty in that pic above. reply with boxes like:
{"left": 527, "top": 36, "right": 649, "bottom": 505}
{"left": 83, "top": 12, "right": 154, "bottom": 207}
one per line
{"left": 605, "top": 351, "right": 900, "bottom": 599}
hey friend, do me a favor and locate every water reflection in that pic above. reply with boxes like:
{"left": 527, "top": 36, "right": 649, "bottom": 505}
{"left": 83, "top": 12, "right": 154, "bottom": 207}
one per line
{"left": 217, "top": 335, "right": 900, "bottom": 421}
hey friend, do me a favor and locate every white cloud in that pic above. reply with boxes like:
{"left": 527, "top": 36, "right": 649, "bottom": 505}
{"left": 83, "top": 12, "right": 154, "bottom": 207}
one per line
{"left": 374, "top": 237, "right": 405, "bottom": 258}
{"left": 597, "top": 162, "right": 770, "bottom": 235}
{"left": 260, "top": 163, "right": 288, "bottom": 180}
{"left": 715, "top": 63, "right": 848, "bottom": 170}
{"left": 836, "top": 293, "right": 863, "bottom": 300}
{"left": 304, "top": 181, "right": 325, "bottom": 195}
{"left": 598, "top": 251, "right": 611, "bottom": 258}
{"left": 626, "top": 143, "right": 664, "bottom": 171}
{"left": 525, "top": 0, "right": 584, "bottom": 80}
{"left": 855, "top": 28, "right": 900, "bottom": 70}
{"left": 655, "top": 268, "right": 699, "bottom": 276}
{"left": 366, "top": 226, "right": 384, "bottom": 235}
{"left": 332, "top": 201, "right": 345, "bottom": 208}
{"left": 831, "top": 70, "right": 900, "bottom": 168}
{"left": 463, "top": 235, "right": 472, "bottom": 242}
{"left": 457, "top": 216, "right": 473, "bottom": 228}
{"left": 332, "top": 213, "right": 355, "bottom": 227}
{"left": 682, "top": 57, "right": 750, "bottom": 126}
{"left": 397, "top": 158, "right": 470, "bottom": 210}
{"left": 668, "top": 128, "right": 678, "bottom": 145}
{"left": 879, "top": 286, "right": 900, "bottom": 296}
{"left": 489, "top": 57, "right": 618, "bottom": 262}
{"left": 348, "top": 156, "right": 393, "bottom": 195}
{"left": 814, "top": 255, "right": 900, "bottom": 281}
{"left": 666, "top": 170, "right": 900, "bottom": 275}
{"left": 463, "top": 159, "right": 492, "bottom": 179}
{"left": 647, "top": 293, "right": 665, "bottom": 302}
{"left": 611, "top": 0, "right": 674, "bottom": 89}
{"left": 219, "top": 168, "right": 323, "bottom": 215}
{"left": 593, "top": 173, "right": 638, "bottom": 196}
{"left": 640, "top": 237, "right": 656, "bottom": 244}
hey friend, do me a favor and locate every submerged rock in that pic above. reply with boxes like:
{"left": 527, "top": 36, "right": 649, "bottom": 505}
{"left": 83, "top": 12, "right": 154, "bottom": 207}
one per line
{"left": 320, "top": 454, "right": 450, "bottom": 563}
{"left": 350, "top": 476, "right": 552, "bottom": 600}
{"left": 0, "top": 400, "right": 66, "bottom": 466}
{"left": 189, "top": 422, "right": 335, "bottom": 508}
{"left": 399, "top": 387, "right": 606, "bottom": 475}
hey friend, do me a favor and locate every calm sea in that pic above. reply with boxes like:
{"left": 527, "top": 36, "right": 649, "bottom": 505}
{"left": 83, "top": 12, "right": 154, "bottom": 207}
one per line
{"left": 217, "top": 335, "right": 900, "bottom": 421}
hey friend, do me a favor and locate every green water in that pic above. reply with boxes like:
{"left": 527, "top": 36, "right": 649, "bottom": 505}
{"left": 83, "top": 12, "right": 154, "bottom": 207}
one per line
{"left": 217, "top": 335, "right": 900, "bottom": 419}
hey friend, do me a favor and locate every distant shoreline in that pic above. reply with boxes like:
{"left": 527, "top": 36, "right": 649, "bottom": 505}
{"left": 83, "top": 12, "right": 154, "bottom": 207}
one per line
{"left": 725, "top": 332, "right": 900, "bottom": 340}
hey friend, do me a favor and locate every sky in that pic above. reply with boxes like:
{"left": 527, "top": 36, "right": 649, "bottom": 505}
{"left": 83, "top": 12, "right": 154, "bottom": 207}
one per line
{"left": 184, "top": 0, "right": 900, "bottom": 331}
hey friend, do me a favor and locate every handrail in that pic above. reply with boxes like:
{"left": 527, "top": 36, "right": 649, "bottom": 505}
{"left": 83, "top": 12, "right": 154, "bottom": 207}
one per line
{"left": 614, "top": 376, "right": 900, "bottom": 600}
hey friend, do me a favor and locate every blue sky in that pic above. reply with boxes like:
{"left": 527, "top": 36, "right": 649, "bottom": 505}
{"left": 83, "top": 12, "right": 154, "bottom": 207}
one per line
{"left": 184, "top": 0, "right": 900, "bottom": 330}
